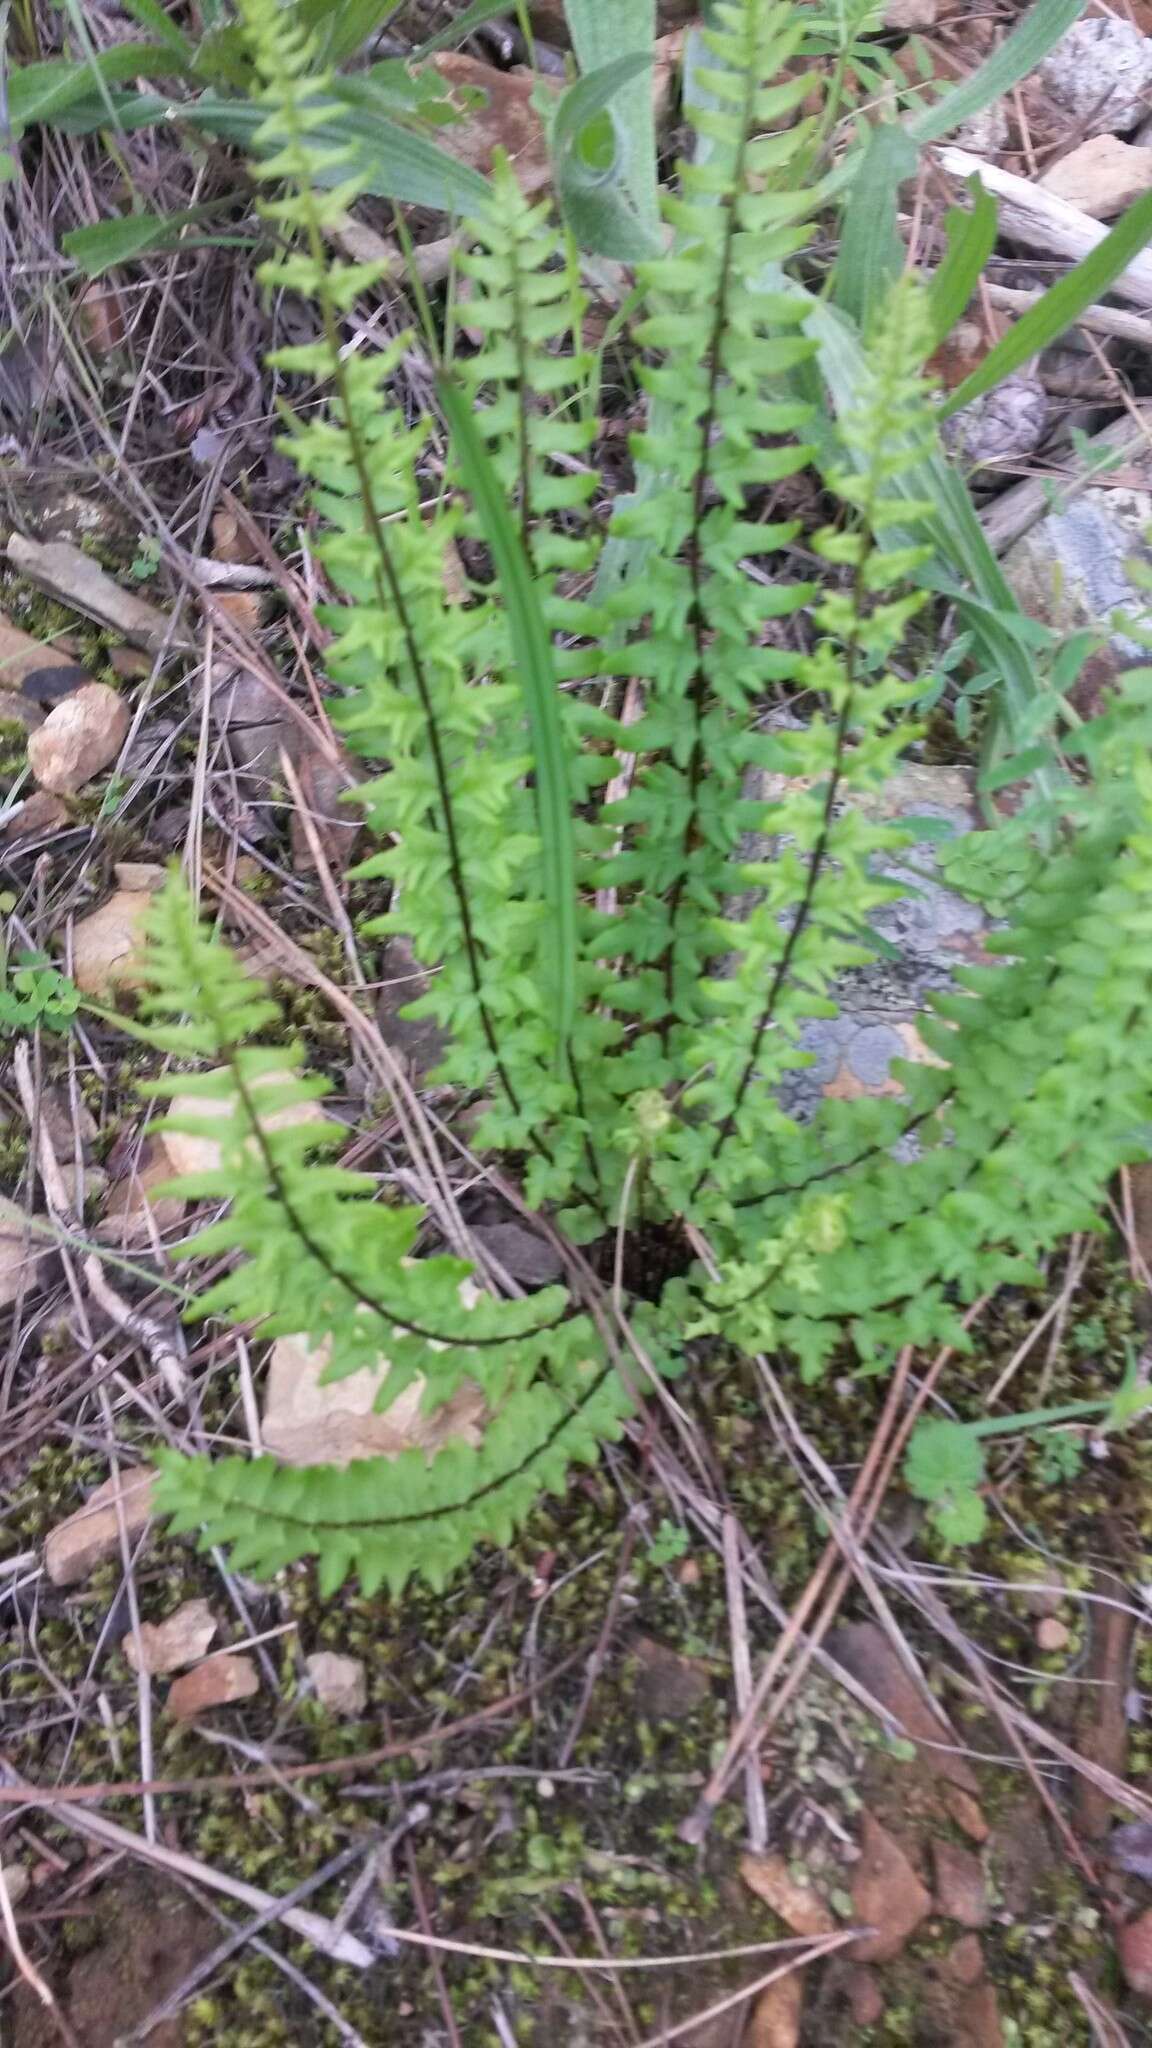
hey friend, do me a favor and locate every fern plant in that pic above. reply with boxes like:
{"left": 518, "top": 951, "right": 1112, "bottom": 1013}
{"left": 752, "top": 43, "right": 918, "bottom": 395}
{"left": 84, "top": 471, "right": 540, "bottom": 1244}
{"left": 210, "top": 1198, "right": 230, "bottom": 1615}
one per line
{"left": 135, "top": 0, "right": 1152, "bottom": 1594}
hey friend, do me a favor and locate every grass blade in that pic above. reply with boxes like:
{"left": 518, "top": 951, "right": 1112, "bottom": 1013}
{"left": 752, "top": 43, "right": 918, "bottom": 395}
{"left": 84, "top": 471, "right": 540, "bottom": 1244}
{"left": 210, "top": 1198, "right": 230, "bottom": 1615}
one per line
{"left": 908, "top": 0, "right": 1086, "bottom": 146}
{"left": 832, "top": 122, "right": 917, "bottom": 328}
{"left": 927, "top": 180, "right": 998, "bottom": 347}
{"left": 437, "top": 376, "right": 578, "bottom": 1060}
{"left": 942, "top": 186, "right": 1152, "bottom": 416}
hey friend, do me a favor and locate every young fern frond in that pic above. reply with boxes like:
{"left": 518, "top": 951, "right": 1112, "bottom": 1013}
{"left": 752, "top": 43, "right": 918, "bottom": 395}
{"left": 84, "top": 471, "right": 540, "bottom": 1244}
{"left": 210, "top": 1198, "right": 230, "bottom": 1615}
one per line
{"left": 130, "top": 0, "right": 1152, "bottom": 1594}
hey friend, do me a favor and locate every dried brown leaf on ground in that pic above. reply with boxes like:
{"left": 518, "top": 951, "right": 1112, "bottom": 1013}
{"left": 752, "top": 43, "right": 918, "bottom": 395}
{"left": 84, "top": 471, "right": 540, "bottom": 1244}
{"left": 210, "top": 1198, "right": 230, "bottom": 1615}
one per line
{"left": 70, "top": 862, "right": 166, "bottom": 998}
{"left": 430, "top": 54, "right": 557, "bottom": 195}
{"left": 744, "top": 1971, "right": 803, "bottom": 2048}
{"left": 261, "top": 1330, "right": 487, "bottom": 1466}
{"left": 123, "top": 1598, "right": 218, "bottom": 1677}
{"left": 930, "top": 1839, "right": 990, "bottom": 1929}
{"left": 0, "top": 1193, "right": 51, "bottom": 1312}
{"left": 43, "top": 1467, "right": 158, "bottom": 1586}
{"left": 26, "top": 682, "right": 129, "bottom": 795}
{"left": 166, "top": 1652, "right": 259, "bottom": 1720}
{"left": 849, "top": 1813, "right": 932, "bottom": 1964}
{"left": 739, "top": 1853, "right": 836, "bottom": 1940}
{"left": 827, "top": 1621, "right": 982, "bottom": 1796}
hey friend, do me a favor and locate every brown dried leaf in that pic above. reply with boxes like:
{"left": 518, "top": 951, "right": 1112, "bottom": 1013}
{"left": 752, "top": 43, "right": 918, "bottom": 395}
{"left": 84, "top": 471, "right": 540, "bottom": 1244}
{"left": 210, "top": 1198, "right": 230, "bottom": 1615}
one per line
{"left": 739, "top": 1853, "right": 836, "bottom": 1939}
{"left": 98, "top": 1138, "right": 187, "bottom": 1250}
{"left": 850, "top": 1814, "right": 932, "bottom": 1964}
{"left": 0, "top": 1195, "right": 51, "bottom": 1309}
{"left": 745, "top": 1973, "right": 802, "bottom": 2048}
{"left": 123, "top": 1598, "right": 218, "bottom": 1677}
{"left": 430, "top": 55, "right": 556, "bottom": 195}
{"left": 77, "top": 283, "right": 127, "bottom": 357}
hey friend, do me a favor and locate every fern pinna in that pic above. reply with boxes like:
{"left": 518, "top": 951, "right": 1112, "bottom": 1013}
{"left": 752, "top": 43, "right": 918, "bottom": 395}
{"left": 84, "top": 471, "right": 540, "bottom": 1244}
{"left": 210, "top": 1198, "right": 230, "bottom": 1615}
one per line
{"left": 139, "top": 0, "right": 1152, "bottom": 1593}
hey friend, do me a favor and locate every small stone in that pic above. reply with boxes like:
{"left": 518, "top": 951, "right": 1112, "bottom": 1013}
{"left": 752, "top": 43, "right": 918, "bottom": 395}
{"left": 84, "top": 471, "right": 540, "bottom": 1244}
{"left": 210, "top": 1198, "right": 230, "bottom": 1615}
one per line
{"left": 44, "top": 1467, "right": 157, "bottom": 1586}
{"left": 123, "top": 1598, "right": 217, "bottom": 1677}
{"left": 1035, "top": 1617, "right": 1070, "bottom": 1653}
{"left": 931, "top": 1838, "right": 989, "bottom": 1929}
{"left": 98, "top": 1139, "right": 187, "bottom": 1250}
{"left": 108, "top": 644, "right": 151, "bottom": 680}
{"left": 1, "top": 1864, "right": 29, "bottom": 1906}
{"left": 957, "top": 1979, "right": 1006, "bottom": 2048}
{"left": 1040, "top": 135, "right": 1152, "bottom": 219}
{"left": 845, "top": 1965, "right": 885, "bottom": 2026}
{"left": 0, "top": 1195, "right": 51, "bottom": 1311}
{"left": 850, "top": 1813, "right": 932, "bottom": 1964}
{"left": 1118, "top": 1909, "right": 1152, "bottom": 1996}
{"left": 167, "top": 1653, "right": 259, "bottom": 1720}
{"left": 630, "top": 1635, "right": 713, "bottom": 1720}
{"left": 740, "top": 1853, "right": 835, "bottom": 1939}
{"left": 1038, "top": 21, "right": 1152, "bottom": 138}
{"left": 71, "top": 871, "right": 165, "bottom": 998}
{"left": 0, "top": 788, "right": 69, "bottom": 844}
{"left": 943, "top": 1934, "right": 986, "bottom": 1989}
{"left": 305, "top": 1651, "right": 367, "bottom": 1717}
{"left": 26, "top": 682, "right": 129, "bottom": 795}
{"left": 884, "top": 0, "right": 937, "bottom": 23}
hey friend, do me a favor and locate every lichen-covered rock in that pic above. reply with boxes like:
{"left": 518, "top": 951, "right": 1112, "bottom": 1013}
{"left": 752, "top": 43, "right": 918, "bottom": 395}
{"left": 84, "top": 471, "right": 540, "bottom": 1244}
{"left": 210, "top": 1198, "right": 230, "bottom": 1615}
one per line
{"left": 1038, "top": 20, "right": 1152, "bottom": 138}
{"left": 1002, "top": 484, "right": 1152, "bottom": 659}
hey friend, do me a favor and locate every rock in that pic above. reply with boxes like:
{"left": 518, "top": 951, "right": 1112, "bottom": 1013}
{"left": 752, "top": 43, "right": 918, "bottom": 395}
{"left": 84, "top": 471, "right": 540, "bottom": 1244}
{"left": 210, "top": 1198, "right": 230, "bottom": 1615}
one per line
{"left": 26, "top": 683, "right": 129, "bottom": 794}
{"left": 1108, "top": 1821, "right": 1152, "bottom": 1881}
{"left": 954, "top": 99, "right": 1010, "bottom": 160}
{"left": 70, "top": 864, "right": 166, "bottom": 998}
{"left": 0, "top": 1195, "right": 51, "bottom": 1310}
{"left": 44, "top": 1466, "right": 158, "bottom": 1586}
{"left": 123, "top": 1598, "right": 217, "bottom": 1677}
{"left": 943, "top": 1934, "right": 986, "bottom": 1988}
{"left": 745, "top": 1972, "right": 802, "bottom": 2048}
{"left": 845, "top": 1966, "right": 885, "bottom": 2026}
{"left": 468, "top": 1220, "right": 564, "bottom": 1286}
{"left": 1038, "top": 20, "right": 1152, "bottom": 138}
{"left": 6, "top": 534, "right": 173, "bottom": 651}
{"left": 930, "top": 1839, "right": 989, "bottom": 1929}
{"left": 167, "top": 1653, "right": 259, "bottom": 1720}
{"left": 1040, "top": 135, "right": 1152, "bottom": 218}
{"left": 1002, "top": 483, "right": 1152, "bottom": 661}
{"left": 1035, "top": 1616, "right": 1070, "bottom": 1653}
{"left": 1119, "top": 1908, "right": 1152, "bottom": 1994}
{"left": 375, "top": 934, "right": 449, "bottom": 1082}
{"left": 850, "top": 1813, "right": 932, "bottom": 1964}
{"left": 885, "top": 0, "right": 937, "bottom": 24}
{"left": 1, "top": 1863, "right": 29, "bottom": 1906}
{"left": 944, "top": 373, "right": 1049, "bottom": 473}
{"left": 740, "top": 1852, "right": 835, "bottom": 1939}
{"left": 0, "top": 788, "right": 70, "bottom": 844}
{"left": 262, "top": 1330, "right": 487, "bottom": 1467}
{"left": 158, "top": 1065, "right": 330, "bottom": 1180}
{"left": 98, "top": 1139, "right": 187, "bottom": 1250}
{"left": 0, "top": 611, "right": 88, "bottom": 699}
{"left": 305, "top": 1651, "right": 367, "bottom": 1717}
{"left": 630, "top": 1636, "right": 713, "bottom": 1721}
{"left": 827, "top": 1621, "right": 982, "bottom": 1795}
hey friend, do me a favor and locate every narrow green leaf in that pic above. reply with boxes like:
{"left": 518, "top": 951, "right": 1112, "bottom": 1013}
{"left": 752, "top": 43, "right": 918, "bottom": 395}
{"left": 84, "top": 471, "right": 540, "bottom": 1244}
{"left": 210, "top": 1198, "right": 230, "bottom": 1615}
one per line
{"left": 564, "top": 0, "right": 659, "bottom": 235}
{"left": 437, "top": 376, "right": 577, "bottom": 1060}
{"left": 927, "top": 180, "right": 998, "bottom": 347}
{"left": 942, "top": 186, "right": 1152, "bottom": 417}
{"left": 186, "top": 89, "right": 491, "bottom": 211}
{"left": 7, "top": 46, "right": 178, "bottom": 130}
{"left": 409, "top": 0, "right": 517, "bottom": 60}
{"left": 298, "top": 0, "right": 403, "bottom": 65}
{"left": 117, "top": 0, "right": 194, "bottom": 62}
{"left": 833, "top": 122, "right": 917, "bottom": 329}
{"left": 552, "top": 52, "right": 664, "bottom": 261}
{"left": 908, "top": 0, "right": 1086, "bottom": 145}
{"left": 63, "top": 203, "right": 236, "bottom": 277}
